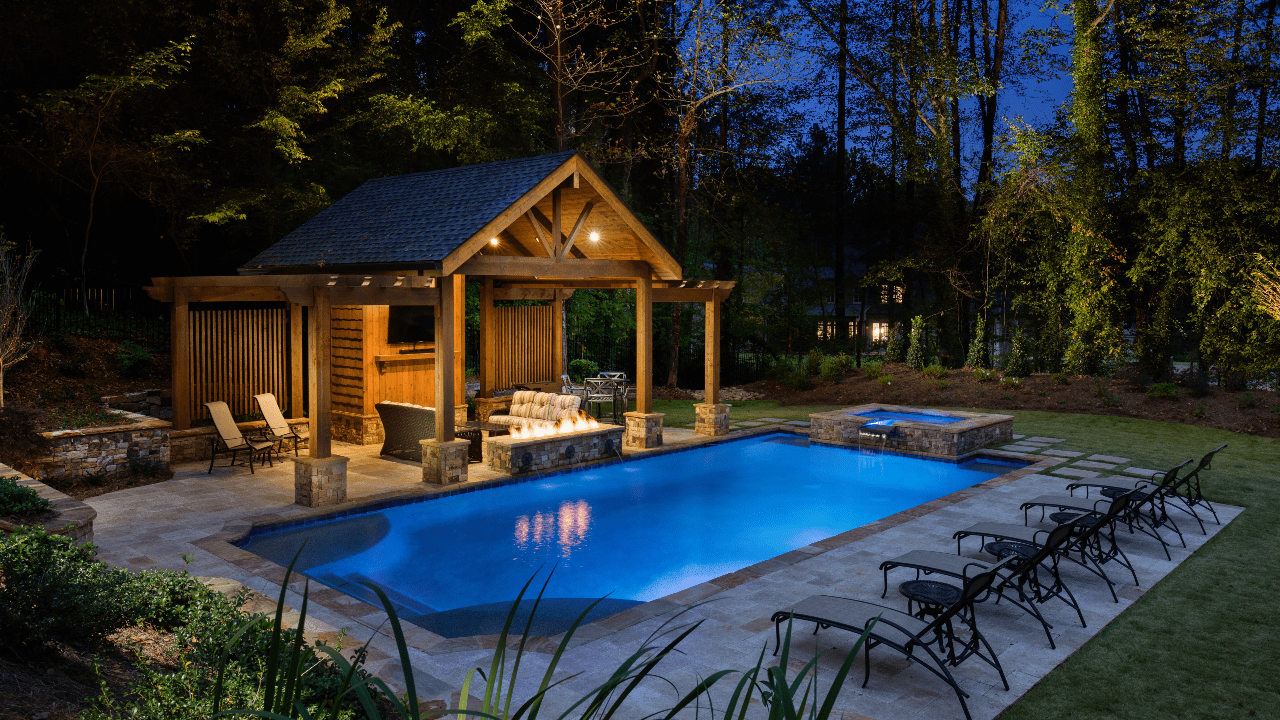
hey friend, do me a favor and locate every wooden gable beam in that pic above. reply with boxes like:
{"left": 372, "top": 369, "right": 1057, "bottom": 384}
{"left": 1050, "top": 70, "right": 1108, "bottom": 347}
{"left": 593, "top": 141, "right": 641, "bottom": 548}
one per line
{"left": 524, "top": 210, "right": 555, "bottom": 257}
{"left": 559, "top": 200, "right": 596, "bottom": 260}
{"left": 570, "top": 155, "right": 682, "bottom": 280}
{"left": 529, "top": 206, "right": 587, "bottom": 259}
{"left": 457, "top": 256, "right": 650, "bottom": 279}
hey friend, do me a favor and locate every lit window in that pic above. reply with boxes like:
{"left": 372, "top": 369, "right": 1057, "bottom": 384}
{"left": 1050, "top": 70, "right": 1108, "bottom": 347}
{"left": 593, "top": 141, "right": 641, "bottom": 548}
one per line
{"left": 870, "top": 322, "right": 888, "bottom": 342}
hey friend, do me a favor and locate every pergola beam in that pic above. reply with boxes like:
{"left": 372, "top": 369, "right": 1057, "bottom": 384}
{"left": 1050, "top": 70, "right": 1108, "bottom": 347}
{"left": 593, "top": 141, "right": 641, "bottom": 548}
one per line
{"left": 456, "top": 256, "right": 650, "bottom": 278}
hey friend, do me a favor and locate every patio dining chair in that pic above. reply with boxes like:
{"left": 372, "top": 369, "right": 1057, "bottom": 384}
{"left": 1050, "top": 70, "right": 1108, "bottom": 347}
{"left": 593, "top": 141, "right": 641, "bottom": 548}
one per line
{"left": 560, "top": 374, "right": 586, "bottom": 397}
{"left": 254, "top": 392, "right": 302, "bottom": 458}
{"left": 583, "top": 377, "right": 621, "bottom": 423}
{"left": 205, "top": 401, "right": 274, "bottom": 474}
{"left": 880, "top": 519, "right": 1084, "bottom": 649}
{"left": 772, "top": 556, "right": 1017, "bottom": 720}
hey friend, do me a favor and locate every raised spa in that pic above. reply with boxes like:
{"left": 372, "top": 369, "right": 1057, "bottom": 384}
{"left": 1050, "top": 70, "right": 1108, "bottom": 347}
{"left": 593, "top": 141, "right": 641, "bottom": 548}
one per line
{"left": 810, "top": 404, "right": 1013, "bottom": 457}
{"left": 239, "top": 432, "right": 1027, "bottom": 638}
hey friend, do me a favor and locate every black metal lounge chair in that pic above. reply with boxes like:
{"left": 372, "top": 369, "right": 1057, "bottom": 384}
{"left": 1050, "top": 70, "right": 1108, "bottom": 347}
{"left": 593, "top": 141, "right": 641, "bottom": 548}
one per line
{"left": 1067, "top": 446, "right": 1226, "bottom": 532}
{"left": 205, "top": 401, "right": 274, "bottom": 474}
{"left": 1022, "top": 463, "right": 1189, "bottom": 560}
{"left": 772, "top": 557, "right": 1016, "bottom": 720}
{"left": 953, "top": 491, "right": 1139, "bottom": 603}
{"left": 254, "top": 393, "right": 302, "bottom": 458}
{"left": 880, "top": 520, "right": 1084, "bottom": 649}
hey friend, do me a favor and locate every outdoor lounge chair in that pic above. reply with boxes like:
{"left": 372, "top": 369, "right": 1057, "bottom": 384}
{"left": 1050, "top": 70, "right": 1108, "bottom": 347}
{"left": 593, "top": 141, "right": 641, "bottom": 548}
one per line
{"left": 953, "top": 490, "right": 1139, "bottom": 603}
{"left": 1067, "top": 446, "right": 1226, "bottom": 532}
{"left": 375, "top": 401, "right": 436, "bottom": 461}
{"left": 880, "top": 520, "right": 1084, "bottom": 649}
{"left": 205, "top": 401, "right": 274, "bottom": 474}
{"left": 1022, "top": 461, "right": 1191, "bottom": 561}
{"left": 772, "top": 556, "right": 1016, "bottom": 720}
{"left": 253, "top": 392, "right": 301, "bottom": 458}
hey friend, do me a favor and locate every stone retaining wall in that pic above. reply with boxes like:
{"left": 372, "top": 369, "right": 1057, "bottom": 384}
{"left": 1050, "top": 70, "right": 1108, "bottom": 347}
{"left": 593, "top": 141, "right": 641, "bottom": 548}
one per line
{"left": 102, "top": 388, "right": 174, "bottom": 420}
{"left": 171, "top": 419, "right": 310, "bottom": 463}
{"left": 27, "top": 411, "right": 170, "bottom": 482}
{"left": 0, "top": 462, "right": 96, "bottom": 542}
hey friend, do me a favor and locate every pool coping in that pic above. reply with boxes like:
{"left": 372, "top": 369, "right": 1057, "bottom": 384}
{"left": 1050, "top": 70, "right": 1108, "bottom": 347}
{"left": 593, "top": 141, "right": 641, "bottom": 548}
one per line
{"left": 193, "top": 425, "right": 1059, "bottom": 656}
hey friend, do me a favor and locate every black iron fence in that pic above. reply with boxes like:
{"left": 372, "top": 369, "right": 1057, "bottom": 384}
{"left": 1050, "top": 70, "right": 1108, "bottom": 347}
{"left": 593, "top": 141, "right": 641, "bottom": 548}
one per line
{"left": 25, "top": 286, "right": 170, "bottom": 345}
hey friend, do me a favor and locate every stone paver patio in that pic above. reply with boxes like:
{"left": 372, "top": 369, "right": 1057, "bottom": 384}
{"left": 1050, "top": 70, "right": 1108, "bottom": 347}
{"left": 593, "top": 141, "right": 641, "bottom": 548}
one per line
{"left": 85, "top": 428, "right": 1240, "bottom": 719}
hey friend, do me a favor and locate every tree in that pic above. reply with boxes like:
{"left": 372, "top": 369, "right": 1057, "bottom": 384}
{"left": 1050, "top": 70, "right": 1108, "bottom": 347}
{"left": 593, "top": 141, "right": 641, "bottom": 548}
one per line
{"left": 18, "top": 38, "right": 201, "bottom": 314}
{"left": 0, "top": 236, "right": 35, "bottom": 408}
{"left": 1253, "top": 254, "right": 1280, "bottom": 321}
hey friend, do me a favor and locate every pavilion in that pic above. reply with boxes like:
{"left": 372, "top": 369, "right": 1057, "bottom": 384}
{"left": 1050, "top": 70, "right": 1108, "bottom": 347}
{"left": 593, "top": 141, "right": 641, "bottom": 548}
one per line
{"left": 147, "top": 151, "right": 734, "bottom": 505}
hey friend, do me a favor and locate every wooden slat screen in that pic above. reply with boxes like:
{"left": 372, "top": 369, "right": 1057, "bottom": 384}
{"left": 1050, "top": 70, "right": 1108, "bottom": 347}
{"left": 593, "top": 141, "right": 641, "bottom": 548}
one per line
{"left": 189, "top": 307, "right": 290, "bottom": 420}
{"left": 496, "top": 305, "right": 555, "bottom": 388}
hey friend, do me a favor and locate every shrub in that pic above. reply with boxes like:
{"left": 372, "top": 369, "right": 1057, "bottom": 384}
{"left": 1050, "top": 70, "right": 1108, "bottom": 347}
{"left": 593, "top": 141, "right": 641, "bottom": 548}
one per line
{"left": 930, "top": 379, "right": 950, "bottom": 390}
{"left": 1051, "top": 373, "right": 1070, "bottom": 385}
{"left": 115, "top": 341, "right": 154, "bottom": 379}
{"left": 905, "top": 316, "right": 926, "bottom": 370}
{"left": 884, "top": 324, "right": 906, "bottom": 362}
{"left": 877, "top": 374, "right": 893, "bottom": 387}
{"left": 973, "top": 368, "right": 995, "bottom": 382}
{"left": 819, "top": 354, "right": 843, "bottom": 382}
{"left": 1001, "top": 330, "right": 1031, "bottom": 378}
{"left": 1237, "top": 391, "right": 1258, "bottom": 408}
{"left": 567, "top": 358, "right": 599, "bottom": 382}
{"left": 965, "top": 316, "right": 988, "bottom": 369}
{"left": 1193, "top": 404, "right": 1207, "bottom": 419}
{"left": 1146, "top": 382, "right": 1180, "bottom": 399}
{"left": 781, "top": 360, "right": 813, "bottom": 390}
{"left": 0, "top": 475, "right": 53, "bottom": 517}
{"left": 1177, "top": 364, "right": 1211, "bottom": 397}
{"left": 922, "top": 365, "right": 947, "bottom": 379}
{"left": 836, "top": 351, "right": 854, "bottom": 374}
{"left": 805, "top": 348, "right": 824, "bottom": 376}
{"left": 0, "top": 527, "right": 136, "bottom": 647}
{"left": 999, "top": 376, "right": 1021, "bottom": 390}
{"left": 863, "top": 362, "right": 882, "bottom": 380}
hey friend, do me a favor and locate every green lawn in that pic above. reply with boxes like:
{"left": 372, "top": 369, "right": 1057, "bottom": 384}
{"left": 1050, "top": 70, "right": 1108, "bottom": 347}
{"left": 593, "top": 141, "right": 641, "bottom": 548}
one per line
{"left": 651, "top": 401, "right": 1280, "bottom": 719}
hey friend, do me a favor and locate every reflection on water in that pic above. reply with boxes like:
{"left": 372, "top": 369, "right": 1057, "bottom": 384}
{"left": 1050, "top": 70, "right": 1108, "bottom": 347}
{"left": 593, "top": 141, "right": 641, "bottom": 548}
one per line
{"left": 514, "top": 499, "right": 592, "bottom": 558}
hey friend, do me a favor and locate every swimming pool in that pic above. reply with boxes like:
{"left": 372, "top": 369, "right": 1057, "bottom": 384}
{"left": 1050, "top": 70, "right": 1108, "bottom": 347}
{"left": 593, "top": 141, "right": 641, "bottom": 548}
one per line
{"left": 241, "top": 433, "right": 1019, "bottom": 637}
{"left": 850, "top": 409, "right": 962, "bottom": 425}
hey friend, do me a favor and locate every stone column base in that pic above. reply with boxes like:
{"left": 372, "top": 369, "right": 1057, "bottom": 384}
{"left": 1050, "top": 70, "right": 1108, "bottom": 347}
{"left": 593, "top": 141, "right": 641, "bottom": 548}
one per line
{"left": 294, "top": 455, "right": 348, "bottom": 507}
{"left": 422, "top": 439, "right": 471, "bottom": 485}
{"left": 473, "top": 397, "right": 511, "bottom": 423}
{"left": 624, "top": 412, "right": 665, "bottom": 450}
{"left": 694, "top": 403, "right": 730, "bottom": 436}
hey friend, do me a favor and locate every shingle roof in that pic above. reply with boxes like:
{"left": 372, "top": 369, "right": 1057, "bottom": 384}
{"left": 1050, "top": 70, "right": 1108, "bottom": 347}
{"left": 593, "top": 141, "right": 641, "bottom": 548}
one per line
{"left": 242, "top": 151, "right": 578, "bottom": 270}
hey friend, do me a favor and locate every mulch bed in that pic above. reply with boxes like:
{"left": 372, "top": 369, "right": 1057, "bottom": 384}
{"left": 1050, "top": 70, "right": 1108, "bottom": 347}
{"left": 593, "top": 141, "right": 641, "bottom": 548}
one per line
{"left": 738, "top": 362, "right": 1280, "bottom": 438}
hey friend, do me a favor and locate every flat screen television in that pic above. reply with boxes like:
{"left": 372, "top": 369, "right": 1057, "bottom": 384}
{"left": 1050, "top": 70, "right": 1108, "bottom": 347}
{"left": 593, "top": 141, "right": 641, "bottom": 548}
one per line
{"left": 387, "top": 306, "right": 434, "bottom": 345}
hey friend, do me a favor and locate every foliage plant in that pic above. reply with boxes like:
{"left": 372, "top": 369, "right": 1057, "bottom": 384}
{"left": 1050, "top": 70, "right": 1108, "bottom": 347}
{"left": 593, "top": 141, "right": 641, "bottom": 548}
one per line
{"left": 0, "top": 237, "right": 36, "bottom": 408}
{"left": 973, "top": 368, "right": 994, "bottom": 382}
{"left": 1238, "top": 391, "right": 1258, "bottom": 409}
{"left": 0, "top": 475, "right": 53, "bottom": 517}
{"left": 922, "top": 365, "right": 947, "bottom": 379}
{"left": 999, "top": 376, "right": 1021, "bottom": 390}
{"left": 115, "top": 340, "right": 155, "bottom": 378}
{"left": 965, "top": 316, "right": 988, "bottom": 369}
{"left": 836, "top": 352, "right": 854, "bottom": 374}
{"left": 1051, "top": 373, "right": 1070, "bottom": 385}
{"left": 904, "top": 316, "right": 926, "bottom": 370}
{"left": 0, "top": 527, "right": 136, "bottom": 647}
{"left": 863, "top": 363, "right": 882, "bottom": 380}
{"left": 1001, "top": 330, "right": 1031, "bottom": 378}
{"left": 1146, "top": 383, "right": 1180, "bottom": 399}
{"left": 883, "top": 324, "right": 906, "bottom": 363}
{"left": 930, "top": 379, "right": 950, "bottom": 390}
{"left": 805, "top": 348, "right": 825, "bottom": 377}
{"left": 567, "top": 358, "right": 599, "bottom": 382}
{"left": 877, "top": 374, "right": 893, "bottom": 387}
{"left": 819, "top": 354, "right": 843, "bottom": 382}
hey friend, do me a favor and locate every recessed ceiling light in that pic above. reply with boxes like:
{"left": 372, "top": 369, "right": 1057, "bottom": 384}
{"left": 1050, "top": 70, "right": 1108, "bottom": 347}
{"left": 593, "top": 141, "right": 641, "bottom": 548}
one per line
{"left": 490, "top": 237, "right": 498, "bottom": 246}
{"left": 589, "top": 231, "right": 600, "bottom": 242}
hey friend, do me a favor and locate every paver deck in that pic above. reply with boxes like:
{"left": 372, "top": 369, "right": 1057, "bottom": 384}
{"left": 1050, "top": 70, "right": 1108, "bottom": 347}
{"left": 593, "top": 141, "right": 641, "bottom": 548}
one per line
{"left": 85, "top": 431, "right": 1241, "bottom": 720}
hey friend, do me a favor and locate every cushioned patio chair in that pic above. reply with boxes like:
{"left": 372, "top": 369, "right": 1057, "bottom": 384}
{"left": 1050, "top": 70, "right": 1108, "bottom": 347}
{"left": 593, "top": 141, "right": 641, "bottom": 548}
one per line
{"left": 880, "top": 519, "right": 1084, "bottom": 649}
{"left": 953, "top": 490, "right": 1139, "bottom": 603}
{"left": 253, "top": 392, "right": 301, "bottom": 458}
{"left": 1067, "top": 446, "right": 1225, "bottom": 532}
{"left": 205, "top": 401, "right": 274, "bottom": 474}
{"left": 375, "top": 401, "right": 436, "bottom": 461}
{"left": 1023, "top": 461, "right": 1191, "bottom": 561}
{"left": 772, "top": 556, "right": 1016, "bottom": 720}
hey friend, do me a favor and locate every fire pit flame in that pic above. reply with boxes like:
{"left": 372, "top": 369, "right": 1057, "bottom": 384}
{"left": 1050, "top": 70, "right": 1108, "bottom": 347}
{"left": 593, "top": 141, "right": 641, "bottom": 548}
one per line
{"left": 509, "top": 411, "right": 601, "bottom": 440}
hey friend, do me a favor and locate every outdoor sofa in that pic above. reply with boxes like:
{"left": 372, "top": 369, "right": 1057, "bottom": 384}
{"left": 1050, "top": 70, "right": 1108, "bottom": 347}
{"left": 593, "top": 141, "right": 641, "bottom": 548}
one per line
{"left": 486, "top": 390, "right": 584, "bottom": 431}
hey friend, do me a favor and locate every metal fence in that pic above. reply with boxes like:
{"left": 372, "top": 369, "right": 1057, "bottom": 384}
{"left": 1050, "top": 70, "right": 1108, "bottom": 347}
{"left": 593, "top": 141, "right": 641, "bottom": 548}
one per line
{"left": 25, "top": 286, "right": 169, "bottom": 344}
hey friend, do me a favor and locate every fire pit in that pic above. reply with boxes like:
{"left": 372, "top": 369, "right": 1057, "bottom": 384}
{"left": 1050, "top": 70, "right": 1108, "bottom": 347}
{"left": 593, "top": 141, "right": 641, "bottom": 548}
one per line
{"left": 483, "top": 414, "right": 625, "bottom": 474}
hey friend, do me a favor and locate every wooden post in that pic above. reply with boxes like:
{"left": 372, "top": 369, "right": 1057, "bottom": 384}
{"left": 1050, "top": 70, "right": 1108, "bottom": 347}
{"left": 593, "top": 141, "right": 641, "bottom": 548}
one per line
{"left": 171, "top": 287, "right": 191, "bottom": 430}
{"left": 309, "top": 287, "right": 332, "bottom": 459}
{"left": 635, "top": 274, "right": 652, "bottom": 414}
{"left": 479, "top": 278, "right": 494, "bottom": 397}
{"left": 454, "top": 274, "right": 466, "bottom": 407}
{"left": 290, "top": 302, "right": 304, "bottom": 418}
{"left": 705, "top": 296, "right": 720, "bottom": 405}
{"left": 435, "top": 275, "right": 456, "bottom": 441}
{"left": 552, "top": 289, "right": 564, "bottom": 381}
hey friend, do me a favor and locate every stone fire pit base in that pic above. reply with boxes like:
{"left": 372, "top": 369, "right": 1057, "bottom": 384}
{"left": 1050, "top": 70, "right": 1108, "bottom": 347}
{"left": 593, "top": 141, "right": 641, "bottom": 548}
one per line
{"left": 484, "top": 426, "right": 625, "bottom": 474}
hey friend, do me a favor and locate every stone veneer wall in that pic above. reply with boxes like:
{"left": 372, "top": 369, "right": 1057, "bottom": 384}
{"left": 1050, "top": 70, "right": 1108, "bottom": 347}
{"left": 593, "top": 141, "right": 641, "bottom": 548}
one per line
{"left": 27, "top": 411, "right": 170, "bottom": 481}
{"left": 333, "top": 411, "right": 384, "bottom": 446}
{"left": 0, "top": 462, "right": 96, "bottom": 542}
{"left": 101, "top": 388, "right": 173, "bottom": 420}
{"left": 171, "top": 419, "right": 310, "bottom": 463}
{"left": 484, "top": 426, "right": 624, "bottom": 474}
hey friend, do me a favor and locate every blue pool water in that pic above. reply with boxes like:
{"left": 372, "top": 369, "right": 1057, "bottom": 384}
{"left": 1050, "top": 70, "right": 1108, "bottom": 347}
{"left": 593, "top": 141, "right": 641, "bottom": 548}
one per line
{"left": 852, "top": 410, "right": 963, "bottom": 425}
{"left": 241, "top": 433, "right": 1014, "bottom": 637}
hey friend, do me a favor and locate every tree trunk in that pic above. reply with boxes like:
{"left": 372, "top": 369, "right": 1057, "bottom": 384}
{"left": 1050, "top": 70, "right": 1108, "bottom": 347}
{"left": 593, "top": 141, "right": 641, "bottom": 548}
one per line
{"left": 1256, "top": 0, "right": 1277, "bottom": 171}
{"left": 667, "top": 115, "right": 695, "bottom": 388}
{"left": 835, "top": 0, "right": 848, "bottom": 344}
